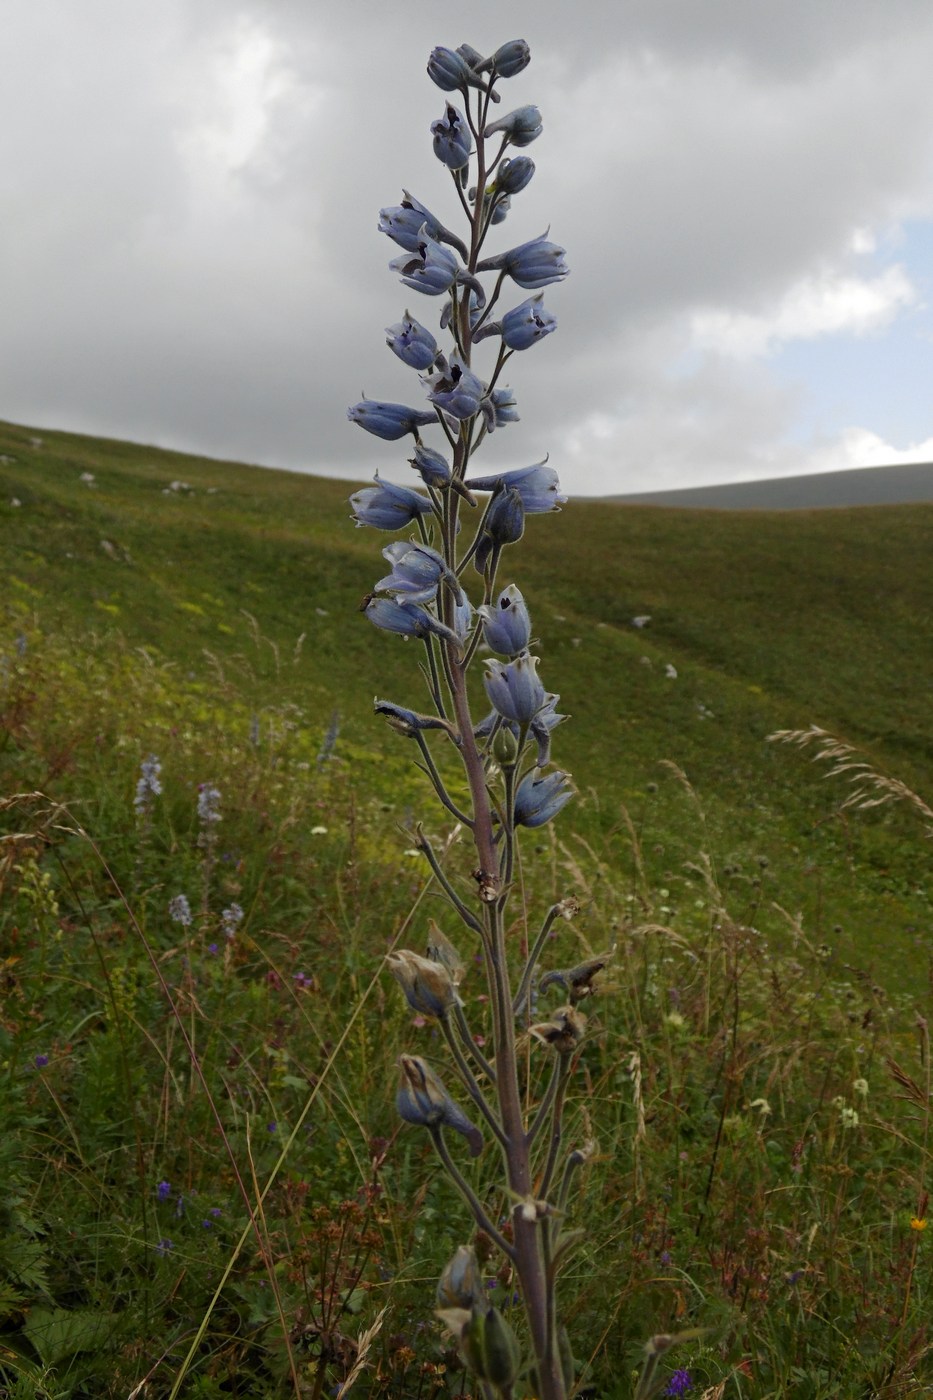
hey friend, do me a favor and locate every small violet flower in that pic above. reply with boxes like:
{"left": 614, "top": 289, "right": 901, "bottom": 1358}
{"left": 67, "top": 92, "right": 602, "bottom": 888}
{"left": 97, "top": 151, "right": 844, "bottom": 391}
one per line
{"left": 34, "top": 1053, "right": 49, "bottom": 1069}
{"left": 157, "top": 1180, "right": 172, "bottom": 1202}
{"left": 663, "top": 1370, "right": 693, "bottom": 1397}
{"left": 350, "top": 473, "right": 433, "bottom": 530}
{"left": 348, "top": 398, "right": 437, "bottom": 441}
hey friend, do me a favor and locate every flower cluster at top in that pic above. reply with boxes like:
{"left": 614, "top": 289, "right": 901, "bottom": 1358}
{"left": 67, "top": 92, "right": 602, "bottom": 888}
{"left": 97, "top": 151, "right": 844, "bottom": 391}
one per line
{"left": 346, "top": 39, "right": 571, "bottom": 828}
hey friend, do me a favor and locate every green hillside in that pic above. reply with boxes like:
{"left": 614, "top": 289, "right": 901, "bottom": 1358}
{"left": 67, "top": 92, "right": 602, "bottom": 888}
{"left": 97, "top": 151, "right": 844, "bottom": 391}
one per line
{"left": 3, "top": 419, "right": 933, "bottom": 1398}
{"left": 3, "top": 418, "right": 931, "bottom": 984}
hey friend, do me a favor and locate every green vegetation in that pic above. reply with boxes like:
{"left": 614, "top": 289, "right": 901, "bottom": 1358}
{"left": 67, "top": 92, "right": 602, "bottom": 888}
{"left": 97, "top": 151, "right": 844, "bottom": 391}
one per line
{"left": 1, "top": 420, "right": 931, "bottom": 1396}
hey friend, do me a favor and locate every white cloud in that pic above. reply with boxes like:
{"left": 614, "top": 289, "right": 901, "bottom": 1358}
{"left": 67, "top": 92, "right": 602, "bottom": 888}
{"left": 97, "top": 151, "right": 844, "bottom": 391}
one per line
{"left": 812, "top": 427, "right": 933, "bottom": 472}
{"left": 690, "top": 265, "right": 916, "bottom": 358}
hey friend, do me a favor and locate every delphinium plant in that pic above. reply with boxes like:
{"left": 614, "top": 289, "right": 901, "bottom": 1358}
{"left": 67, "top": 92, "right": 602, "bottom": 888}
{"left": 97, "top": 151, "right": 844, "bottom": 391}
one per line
{"left": 347, "top": 40, "right": 598, "bottom": 1400}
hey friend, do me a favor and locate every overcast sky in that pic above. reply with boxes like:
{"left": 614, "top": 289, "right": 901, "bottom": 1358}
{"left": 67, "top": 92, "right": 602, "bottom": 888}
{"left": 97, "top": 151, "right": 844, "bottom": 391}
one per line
{"left": 4, "top": 0, "right": 933, "bottom": 495}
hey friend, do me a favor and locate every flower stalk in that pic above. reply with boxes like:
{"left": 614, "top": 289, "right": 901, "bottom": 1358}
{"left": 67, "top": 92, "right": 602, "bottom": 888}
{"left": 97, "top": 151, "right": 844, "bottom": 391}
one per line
{"left": 347, "top": 39, "right": 583, "bottom": 1400}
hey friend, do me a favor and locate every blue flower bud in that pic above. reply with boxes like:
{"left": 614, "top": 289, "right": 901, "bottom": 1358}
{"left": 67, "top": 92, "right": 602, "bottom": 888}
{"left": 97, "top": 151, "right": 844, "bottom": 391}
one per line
{"left": 491, "top": 39, "right": 531, "bottom": 78}
{"left": 396, "top": 1055, "right": 483, "bottom": 1156}
{"left": 365, "top": 597, "right": 461, "bottom": 648}
{"left": 477, "top": 232, "right": 569, "bottom": 289}
{"left": 466, "top": 461, "right": 566, "bottom": 512}
{"left": 437, "top": 1246, "right": 485, "bottom": 1310}
{"left": 375, "top": 539, "right": 462, "bottom": 606}
{"left": 409, "top": 442, "right": 451, "bottom": 488}
{"left": 479, "top": 585, "right": 531, "bottom": 656}
{"left": 390, "top": 229, "right": 461, "bottom": 297}
{"left": 350, "top": 473, "right": 433, "bottom": 530}
{"left": 485, "top": 486, "right": 524, "bottom": 547}
{"left": 489, "top": 193, "right": 511, "bottom": 225}
{"left": 456, "top": 43, "right": 486, "bottom": 69}
{"left": 478, "top": 386, "right": 519, "bottom": 432}
{"left": 496, "top": 156, "right": 535, "bottom": 196}
{"left": 483, "top": 651, "right": 545, "bottom": 724}
{"left": 431, "top": 103, "right": 471, "bottom": 171}
{"left": 427, "top": 46, "right": 496, "bottom": 100}
{"left": 422, "top": 355, "right": 485, "bottom": 420}
{"left": 453, "top": 592, "right": 474, "bottom": 642}
{"left": 386, "top": 312, "right": 439, "bottom": 370}
{"left": 514, "top": 769, "right": 573, "bottom": 827}
{"left": 484, "top": 104, "right": 542, "bottom": 148}
{"left": 347, "top": 398, "right": 437, "bottom": 441}
{"left": 501, "top": 293, "right": 557, "bottom": 351}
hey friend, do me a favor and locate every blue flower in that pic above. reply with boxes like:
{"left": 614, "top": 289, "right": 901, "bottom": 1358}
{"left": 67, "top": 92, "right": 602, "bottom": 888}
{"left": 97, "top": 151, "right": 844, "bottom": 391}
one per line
{"left": 350, "top": 473, "right": 433, "bottom": 530}
{"left": 490, "top": 39, "right": 531, "bottom": 78}
{"left": 479, "top": 386, "right": 519, "bottom": 432}
{"left": 663, "top": 1370, "right": 693, "bottom": 1397}
{"left": 365, "top": 597, "right": 461, "bottom": 648}
{"left": 386, "top": 313, "right": 439, "bottom": 370}
{"left": 409, "top": 443, "right": 451, "bottom": 489}
{"left": 422, "top": 356, "right": 485, "bottom": 420}
{"left": 378, "top": 191, "right": 444, "bottom": 252}
{"left": 501, "top": 294, "right": 557, "bottom": 350}
{"left": 157, "top": 1180, "right": 171, "bottom": 1202}
{"left": 197, "top": 783, "right": 221, "bottom": 825}
{"left": 390, "top": 231, "right": 461, "bottom": 297}
{"left": 134, "top": 754, "right": 162, "bottom": 812}
{"left": 466, "top": 462, "right": 566, "bottom": 512}
{"left": 496, "top": 156, "right": 535, "bottom": 195}
{"left": 374, "top": 540, "right": 462, "bottom": 606}
{"left": 513, "top": 769, "right": 573, "bottom": 828}
{"left": 484, "top": 104, "right": 542, "bottom": 148}
{"left": 483, "top": 652, "right": 545, "bottom": 724}
{"left": 477, "top": 233, "right": 569, "bottom": 289}
{"left": 479, "top": 585, "right": 531, "bottom": 656}
{"left": 529, "top": 693, "right": 567, "bottom": 768}
{"left": 347, "top": 398, "right": 437, "bottom": 441}
{"left": 431, "top": 103, "right": 471, "bottom": 170}
{"left": 156, "top": 1238, "right": 174, "bottom": 1255}
{"left": 33, "top": 1053, "right": 50, "bottom": 1070}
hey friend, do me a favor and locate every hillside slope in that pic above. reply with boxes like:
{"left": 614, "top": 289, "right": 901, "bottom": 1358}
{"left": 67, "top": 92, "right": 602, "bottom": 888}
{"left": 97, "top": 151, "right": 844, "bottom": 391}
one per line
{"left": 3, "top": 418, "right": 932, "bottom": 986}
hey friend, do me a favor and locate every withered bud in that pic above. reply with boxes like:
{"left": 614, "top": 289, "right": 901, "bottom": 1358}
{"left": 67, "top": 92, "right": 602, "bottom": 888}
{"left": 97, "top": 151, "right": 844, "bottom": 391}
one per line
{"left": 529, "top": 1005, "right": 587, "bottom": 1054}
{"left": 539, "top": 952, "right": 611, "bottom": 1003}
{"left": 396, "top": 1055, "right": 484, "bottom": 1157}
{"left": 426, "top": 920, "right": 465, "bottom": 987}
{"left": 387, "top": 949, "right": 459, "bottom": 1018}
{"left": 436, "top": 1245, "right": 484, "bottom": 1309}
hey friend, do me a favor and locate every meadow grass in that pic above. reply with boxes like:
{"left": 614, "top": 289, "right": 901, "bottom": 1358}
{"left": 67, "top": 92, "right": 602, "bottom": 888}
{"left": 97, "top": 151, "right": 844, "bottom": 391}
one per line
{"left": 1, "top": 422, "right": 931, "bottom": 1396}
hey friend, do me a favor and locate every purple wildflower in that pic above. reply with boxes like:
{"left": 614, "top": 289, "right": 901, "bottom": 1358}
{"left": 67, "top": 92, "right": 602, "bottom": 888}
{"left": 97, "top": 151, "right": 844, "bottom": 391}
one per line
{"left": 156, "top": 1238, "right": 174, "bottom": 1255}
{"left": 157, "top": 1180, "right": 171, "bottom": 1202}
{"left": 197, "top": 783, "right": 222, "bottom": 825}
{"left": 34, "top": 1053, "right": 50, "bottom": 1069}
{"left": 134, "top": 755, "right": 162, "bottom": 813}
{"left": 664, "top": 1370, "right": 693, "bottom": 1397}
{"left": 221, "top": 903, "right": 243, "bottom": 938}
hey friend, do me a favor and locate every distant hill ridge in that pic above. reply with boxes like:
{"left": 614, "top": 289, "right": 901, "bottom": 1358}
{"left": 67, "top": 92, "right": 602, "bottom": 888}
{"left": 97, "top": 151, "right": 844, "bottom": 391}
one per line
{"left": 613, "top": 461, "right": 933, "bottom": 510}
